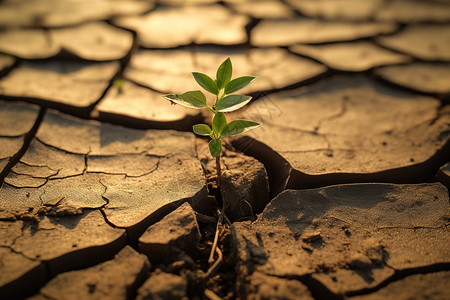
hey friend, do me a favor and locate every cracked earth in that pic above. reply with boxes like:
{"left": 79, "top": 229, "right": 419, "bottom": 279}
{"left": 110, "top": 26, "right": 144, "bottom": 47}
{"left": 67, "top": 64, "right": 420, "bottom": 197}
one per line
{"left": 0, "top": 0, "right": 449, "bottom": 299}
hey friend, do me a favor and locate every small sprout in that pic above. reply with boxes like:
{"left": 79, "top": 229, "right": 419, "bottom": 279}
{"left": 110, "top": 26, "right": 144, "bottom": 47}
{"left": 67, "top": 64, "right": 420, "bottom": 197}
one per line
{"left": 113, "top": 78, "right": 124, "bottom": 94}
{"left": 164, "top": 58, "right": 260, "bottom": 268}
{"left": 163, "top": 57, "right": 261, "bottom": 160}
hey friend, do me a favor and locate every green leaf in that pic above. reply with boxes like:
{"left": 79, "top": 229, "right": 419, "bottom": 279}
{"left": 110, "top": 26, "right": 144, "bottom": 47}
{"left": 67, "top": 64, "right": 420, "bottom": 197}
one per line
{"left": 209, "top": 139, "right": 222, "bottom": 157}
{"left": 216, "top": 57, "right": 232, "bottom": 90}
{"left": 164, "top": 91, "right": 207, "bottom": 109}
{"left": 192, "top": 72, "right": 219, "bottom": 95}
{"left": 221, "top": 120, "right": 261, "bottom": 137}
{"left": 193, "top": 124, "right": 212, "bottom": 136}
{"left": 215, "top": 95, "right": 252, "bottom": 112}
{"left": 224, "top": 76, "right": 257, "bottom": 94}
{"left": 212, "top": 112, "right": 227, "bottom": 136}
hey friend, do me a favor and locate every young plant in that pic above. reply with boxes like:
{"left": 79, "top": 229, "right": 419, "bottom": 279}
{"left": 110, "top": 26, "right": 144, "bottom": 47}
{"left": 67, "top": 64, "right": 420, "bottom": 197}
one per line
{"left": 163, "top": 58, "right": 261, "bottom": 187}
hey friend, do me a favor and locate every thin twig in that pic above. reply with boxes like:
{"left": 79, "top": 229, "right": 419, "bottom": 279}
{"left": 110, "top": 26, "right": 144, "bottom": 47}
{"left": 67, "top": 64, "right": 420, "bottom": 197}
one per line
{"left": 242, "top": 199, "right": 255, "bottom": 220}
{"left": 208, "top": 211, "right": 223, "bottom": 264}
{"left": 205, "top": 247, "right": 223, "bottom": 280}
{"left": 204, "top": 288, "right": 222, "bottom": 300}
{"left": 223, "top": 214, "right": 232, "bottom": 226}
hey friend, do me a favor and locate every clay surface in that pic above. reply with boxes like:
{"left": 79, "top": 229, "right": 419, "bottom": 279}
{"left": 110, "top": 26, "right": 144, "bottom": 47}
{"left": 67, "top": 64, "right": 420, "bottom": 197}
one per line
{"left": 228, "top": 0, "right": 295, "bottom": 19}
{"left": 242, "top": 271, "right": 314, "bottom": 300}
{"left": 286, "top": 0, "right": 450, "bottom": 23}
{"left": 232, "top": 75, "right": 449, "bottom": 190}
{"left": 251, "top": 19, "right": 397, "bottom": 46}
{"left": 375, "top": 63, "right": 450, "bottom": 95}
{"left": 0, "top": 110, "right": 208, "bottom": 296}
{"left": 0, "top": 247, "right": 47, "bottom": 299}
{"left": 1, "top": 111, "right": 207, "bottom": 230}
{"left": 0, "top": 209, "right": 126, "bottom": 281}
{"left": 0, "top": 55, "right": 15, "bottom": 72}
{"left": 0, "top": 28, "right": 60, "bottom": 60}
{"left": 0, "top": 100, "right": 40, "bottom": 174}
{"left": 114, "top": 5, "right": 248, "bottom": 48}
{"left": 0, "top": 0, "right": 153, "bottom": 27}
{"left": 349, "top": 271, "right": 450, "bottom": 300}
{"left": 0, "top": 61, "right": 119, "bottom": 111}
{"left": 139, "top": 202, "right": 202, "bottom": 263}
{"left": 375, "top": 0, "right": 450, "bottom": 23}
{"left": 0, "top": 100, "right": 39, "bottom": 138}
{"left": 36, "top": 246, "right": 149, "bottom": 300}
{"left": 233, "top": 183, "right": 450, "bottom": 298}
{"left": 376, "top": 24, "right": 450, "bottom": 61}
{"left": 0, "top": 0, "right": 448, "bottom": 298}
{"left": 137, "top": 272, "right": 188, "bottom": 300}
{"left": 197, "top": 139, "right": 270, "bottom": 221}
{"left": 94, "top": 80, "right": 203, "bottom": 130}
{"left": 125, "top": 47, "right": 326, "bottom": 95}
{"left": 290, "top": 42, "right": 411, "bottom": 72}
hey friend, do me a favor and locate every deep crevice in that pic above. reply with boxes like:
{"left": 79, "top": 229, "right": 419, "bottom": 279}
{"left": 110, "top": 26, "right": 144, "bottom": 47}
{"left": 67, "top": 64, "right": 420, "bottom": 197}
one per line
{"left": 344, "top": 263, "right": 450, "bottom": 298}
{"left": 0, "top": 55, "right": 18, "bottom": 79}
{"left": 305, "top": 274, "right": 344, "bottom": 300}
{"left": 0, "top": 107, "right": 46, "bottom": 186}
{"left": 0, "top": 255, "right": 49, "bottom": 300}
{"left": 232, "top": 136, "right": 292, "bottom": 198}
{"left": 0, "top": 94, "right": 97, "bottom": 121}
{"left": 232, "top": 132, "right": 450, "bottom": 196}
{"left": 372, "top": 66, "right": 450, "bottom": 102}
{"left": 88, "top": 23, "right": 139, "bottom": 117}
{"left": 287, "top": 137, "right": 450, "bottom": 190}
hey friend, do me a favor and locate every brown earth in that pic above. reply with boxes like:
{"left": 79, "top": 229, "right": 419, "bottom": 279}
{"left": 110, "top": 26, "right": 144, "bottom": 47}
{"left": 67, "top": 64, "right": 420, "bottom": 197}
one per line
{"left": 0, "top": 0, "right": 449, "bottom": 299}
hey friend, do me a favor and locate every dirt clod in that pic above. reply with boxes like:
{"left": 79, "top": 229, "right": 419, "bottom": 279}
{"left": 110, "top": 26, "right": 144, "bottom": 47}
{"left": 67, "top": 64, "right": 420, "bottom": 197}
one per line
{"left": 136, "top": 271, "right": 188, "bottom": 300}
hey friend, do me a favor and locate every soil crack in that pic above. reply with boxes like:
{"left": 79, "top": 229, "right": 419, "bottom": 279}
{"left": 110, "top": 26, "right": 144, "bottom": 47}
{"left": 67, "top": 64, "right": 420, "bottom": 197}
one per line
{"left": 0, "top": 107, "right": 46, "bottom": 186}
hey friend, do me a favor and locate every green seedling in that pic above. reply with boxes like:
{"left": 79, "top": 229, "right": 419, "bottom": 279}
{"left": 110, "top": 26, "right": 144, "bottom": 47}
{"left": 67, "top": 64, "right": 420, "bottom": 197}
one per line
{"left": 113, "top": 78, "right": 124, "bottom": 94}
{"left": 164, "top": 57, "right": 261, "bottom": 187}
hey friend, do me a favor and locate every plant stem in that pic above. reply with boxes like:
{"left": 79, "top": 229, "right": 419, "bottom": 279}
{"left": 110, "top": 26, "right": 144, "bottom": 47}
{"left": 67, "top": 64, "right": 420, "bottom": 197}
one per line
{"left": 206, "top": 105, "right": 216, "bottom": 114}
{"left": 208, "top": 146, "right": 224, "bottom": 266}
{"left": 215, "top": 155, "right": 221, "bottom": 189}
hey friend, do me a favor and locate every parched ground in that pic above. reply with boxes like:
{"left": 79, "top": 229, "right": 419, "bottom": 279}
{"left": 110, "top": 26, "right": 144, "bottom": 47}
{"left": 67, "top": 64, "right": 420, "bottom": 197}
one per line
{"left": 0, "top": 0, "right": 449, "bottom": 299}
